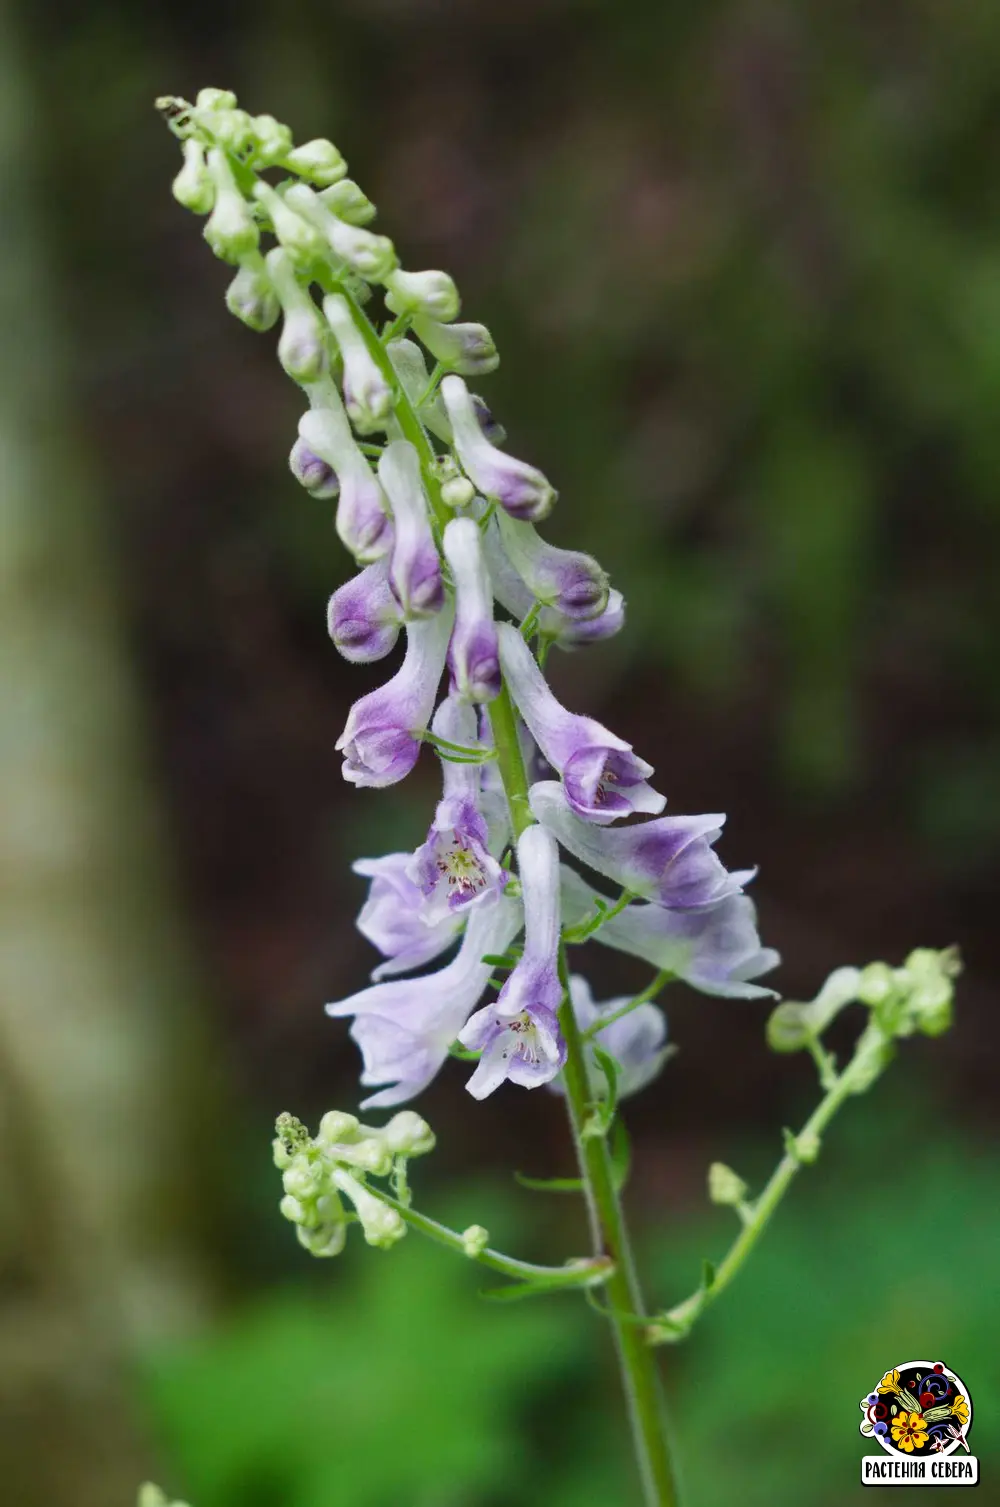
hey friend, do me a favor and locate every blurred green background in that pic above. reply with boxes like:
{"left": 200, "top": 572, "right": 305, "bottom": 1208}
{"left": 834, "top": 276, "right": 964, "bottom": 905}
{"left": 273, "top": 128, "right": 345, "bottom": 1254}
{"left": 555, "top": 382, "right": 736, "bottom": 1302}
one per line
{"left": 1, "top": 1, "right": 998, "bottom": 1504}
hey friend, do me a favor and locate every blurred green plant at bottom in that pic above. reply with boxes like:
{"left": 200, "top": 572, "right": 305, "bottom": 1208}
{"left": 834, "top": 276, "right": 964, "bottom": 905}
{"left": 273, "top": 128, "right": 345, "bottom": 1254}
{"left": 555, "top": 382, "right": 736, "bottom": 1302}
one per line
{"left": 144, "top": 1117, "right": 999, "bottom": 1507}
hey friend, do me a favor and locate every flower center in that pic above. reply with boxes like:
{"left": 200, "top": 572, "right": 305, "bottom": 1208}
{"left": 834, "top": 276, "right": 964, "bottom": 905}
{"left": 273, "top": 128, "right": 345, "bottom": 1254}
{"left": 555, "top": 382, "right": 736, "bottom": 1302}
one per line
{"left": 504, "top": 1012, "right": 542, "bottom": 1063}
{"left": 437, "top": 838, "right": 487, "bottom": 895}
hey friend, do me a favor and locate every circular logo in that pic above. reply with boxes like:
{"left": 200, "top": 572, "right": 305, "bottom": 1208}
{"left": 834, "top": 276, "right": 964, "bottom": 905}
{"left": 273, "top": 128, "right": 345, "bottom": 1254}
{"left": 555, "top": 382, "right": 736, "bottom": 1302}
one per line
{"left": 860, "top": 1360, "right": 972, "bottom": 1458}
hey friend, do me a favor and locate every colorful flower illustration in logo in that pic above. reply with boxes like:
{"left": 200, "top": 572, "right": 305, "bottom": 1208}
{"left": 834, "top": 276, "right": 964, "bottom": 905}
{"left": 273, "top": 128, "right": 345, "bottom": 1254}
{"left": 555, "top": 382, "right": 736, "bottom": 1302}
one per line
{"left": 860, "top": 1360, "right": 973, "bottom": 1460}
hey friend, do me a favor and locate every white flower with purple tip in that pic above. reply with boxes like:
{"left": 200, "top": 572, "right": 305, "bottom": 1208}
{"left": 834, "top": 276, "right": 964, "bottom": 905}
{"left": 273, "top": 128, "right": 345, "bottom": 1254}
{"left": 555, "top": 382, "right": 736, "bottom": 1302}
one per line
{"left": 327, "top": 897, "right": 522, "bottom": 1108}
{"left": 379, "top": 440, "right": 444, "bottom": 619}
{"left": 323, "top": 293, "right": 394, "bottom": 432}
{"left": 299, "top": 380, "right": 392, "bottom": 563}
{"left": 531, "top": 780, "right": 752, "bottom": 911}
{"left": 499, "top": 626, "right": 664, "bottom": 824}
{"left": 441, "top": 375, "right": 556, "bottom": 522}
{"left": 336, "top": 605, "right": 452, "bottom": 786}
{"left": 443, "top": 517, "right": 501, "bottom": 702}
{"left": 327, "top": 560, "right": 401, "bottom": 663}
{"left": 495, "top": 509, "right": 609, "bottom": 622}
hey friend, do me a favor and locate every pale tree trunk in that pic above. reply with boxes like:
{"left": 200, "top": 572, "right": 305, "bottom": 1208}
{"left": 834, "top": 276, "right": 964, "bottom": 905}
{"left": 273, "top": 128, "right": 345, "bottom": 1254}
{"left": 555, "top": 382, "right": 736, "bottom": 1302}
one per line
{"left": 0, "top": 10, "right": 217, "bottom": 1504}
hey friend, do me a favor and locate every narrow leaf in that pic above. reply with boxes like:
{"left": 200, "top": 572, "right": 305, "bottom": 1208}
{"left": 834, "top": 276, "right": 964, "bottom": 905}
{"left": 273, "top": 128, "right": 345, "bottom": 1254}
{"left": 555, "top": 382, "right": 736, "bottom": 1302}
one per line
{"left": 515, "top": 1171, "right": 586, "bottom": 1194}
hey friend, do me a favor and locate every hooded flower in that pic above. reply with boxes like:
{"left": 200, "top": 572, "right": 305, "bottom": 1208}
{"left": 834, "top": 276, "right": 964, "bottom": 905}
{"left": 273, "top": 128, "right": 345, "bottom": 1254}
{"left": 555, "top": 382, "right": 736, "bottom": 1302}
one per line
{"left": 266, "top": 246, "right": 329, "bottom": 381}
{"left": 323, "top": 292, "right": 394, "bottom": 432}
{"left": 540, "top": 588, "right": 626, "bottom": 650}
{"left": 327, "top": 897, "right": 522, "bottom": 1108}
{"left": 283, "top": 181, "right": 398, "bottom": 281}
{"left": 560, "top": 866, "right": 779, "bottom": 999}
{"left": 443, "top": 517, "right": 501, "bottom": 702}
{"left": 413, "top": 316, "right": 499, "bottom": 375}
{"left": 353, "top": 852, "right": 462, "bottom": 979}
{"left": 441, "top": 375, "right": 556, "bottom": 522}
{"left": 458, "top": 824, "right": 567, "bottom": 1098}
{"left": 531, "top": 780, "right": 752, "bottom": 910}
{"left": 556, "top": 974, "right": 670, "bottom": 1099}
{"left": 327, "top": 560, "right": 402, "bottom": 663}
{"left": 336, "top": 604, "right": 453, "bottom": 786}
{"left": 499, "top": 626, "right": 664, "bottom": 824}
{"left": 379, "top": 440, "right": 444, "bottom": 618}
{"left": 407, "top": 697, "right": 508, "bottom": 923}
{"left": 495, "top": 509, "right": 609, "bottom": 622}
{"left": 299, "top": 379, "right": 392, "bottom": 563}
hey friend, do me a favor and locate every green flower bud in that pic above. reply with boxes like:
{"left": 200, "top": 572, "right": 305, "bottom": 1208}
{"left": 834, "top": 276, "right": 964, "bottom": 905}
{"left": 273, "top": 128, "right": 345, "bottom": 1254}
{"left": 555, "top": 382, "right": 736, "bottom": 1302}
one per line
{"left": 284, "top": 183, "right": 397, "bottom": 282}
{"left": 297, "top": 1220, "right": 347, "bottom": 1258}
{"left": 903, "top": 947, "right": 959, "bottom": 1037}
{"left": 333, "top": 1169, "right": 406, "bottom": 1249}
{"left": 384, "top": 268, "right": 461, "bottom": 324}
{"left": 412, "top": 315, "right": 499, "bottom": 375}
{"left": 461, "top": 1224, "right": 489, "bottom": 1257}
{"left": 284, "top": 138, "right": 349, "bottom": 187}
{"left": 318, "top": 1109, "right": 361, "bottom": 1144}
{"left": 282, "top": 1157, "right": 323, "bottom": 1201}
{"left": 225, "top": 253, "right": 280, "bottom": 331}
{"left": 250, "top": 113, "right": 294, "bottom": 167}
{"left": 381, "top": 1110, "right": 436, "bottom": 1157}
{"left": 441, "top": 475, "right": 476, "bottom": 509}
{"left": 172, "top": 139, "right": 214, "bottom": 214}
{"left": 318, "top": 179, "right": 377, "bottom": 226}
{"left": 209, "top": 108, "right": 255, "bottom": 153}
{"left": 857, "top": 962, "right": 895, "bottom": 1007}
{"left": 335, "top": 1137, "right": 394, "bottom": 1177}
{"left": 253, "top": 181, "right": 325, "bottom": 264}
{"left": 203, "top": 148, "right": 259, "bottom": 263}
{"left": 266, "top": 247, "right": 329, "bottom": 382}
{"left": 279, "top": 1193, "right": 305, "bottom": 1223}
{"left": 196, "top": 87, "right": 237, "bottom": 112}
{"left": 708, "top": 1161, "right": 749, "bottom": 1207}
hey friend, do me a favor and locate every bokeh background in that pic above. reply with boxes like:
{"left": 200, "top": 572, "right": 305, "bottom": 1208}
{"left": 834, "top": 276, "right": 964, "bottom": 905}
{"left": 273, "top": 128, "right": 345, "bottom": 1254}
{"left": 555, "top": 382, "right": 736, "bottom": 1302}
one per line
{"left": 2, "top": 1, "right": 999, "bottom": 1504}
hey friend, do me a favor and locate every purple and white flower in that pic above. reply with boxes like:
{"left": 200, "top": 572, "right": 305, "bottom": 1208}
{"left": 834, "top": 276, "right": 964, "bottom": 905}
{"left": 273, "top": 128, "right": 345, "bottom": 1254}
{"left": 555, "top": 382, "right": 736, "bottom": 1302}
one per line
{"left": 328, "top": 897, "right": 522, "bottom": 1109}
{"left": 495, "top": 509, "right": 609, "bottom": 622}
{"left": 557, "top": 973, "right": 670, "bottom": 1099}
{"left": 531, "top": 780, "right": 752, "bottom": 910}
{"left": 353, "top": 852, "right": 462, "bottom": 980}
{"left": 560, "top": 866, "right": 779, "bottom": 999}
{"left": 540, "top": 589, "right": 626, "bottom": 649}
{"left": 499, "top": 626, "right": 663, "bottom": 824}
{"left": 336, "top": 604, "right": 453, "bottom": 786}
{"left": 443, "top": 517, "right": 501, "bottom": 702}
{"left": 441, "top": 375, "right": 556, "bottom": 522}
{"left": 327, "top": 560, "right": 401, "bottom": 663}
{"left": 266, "top": 247, "right": 329, "bottom": 381}
{"left": 323, "top": 292, "right": 394, "bottom": 432}
{"left": 414, "top": 317, "right": 499, "bottom": 376}
{"left": 289, "top": 434, "right": 340, "bottom": 499}
{"left": 408, "top": 697, "right": 508, "bottom": 924}
{"left": 379, "top": 441, "right": 444, "bottom": 619}
{"left": 459, "top": 824, "right": 567, "bottom": 1098}
{"left": 299, "top": 380, "right": 392, "bottom": 563}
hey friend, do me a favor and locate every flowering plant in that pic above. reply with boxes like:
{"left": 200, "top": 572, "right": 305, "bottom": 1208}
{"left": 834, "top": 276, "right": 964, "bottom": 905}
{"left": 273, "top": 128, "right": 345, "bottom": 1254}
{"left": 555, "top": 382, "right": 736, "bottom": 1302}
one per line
{"left": 158, "top": 87, "right": 960, "bottom": 1505}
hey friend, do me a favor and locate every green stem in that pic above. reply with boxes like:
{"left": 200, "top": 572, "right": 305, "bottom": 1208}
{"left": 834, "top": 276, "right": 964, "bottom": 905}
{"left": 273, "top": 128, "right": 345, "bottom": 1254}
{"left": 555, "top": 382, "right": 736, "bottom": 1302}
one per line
{"left": 581, "top": 970, "right": 673, "bottom": 1043}
{"left": 649, "top": 1021, "right": 887, "bottom": 1344}
{"left": 370, "top": 1188, "right": 614, "bottom": 1291}
{"left": 488, "top": 685, "right": 680, "bottom": 1506}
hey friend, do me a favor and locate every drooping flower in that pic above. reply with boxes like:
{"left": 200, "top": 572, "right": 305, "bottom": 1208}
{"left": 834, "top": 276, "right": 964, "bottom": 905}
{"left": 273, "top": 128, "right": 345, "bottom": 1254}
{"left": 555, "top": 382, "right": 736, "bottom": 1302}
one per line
{"left": 266, "top": 246, "right": 329, "bottom": 380}
{"left": 531, "top": 781, "right": 752, "bottom": 911}
{"left": 327, "top": 560, "right": 402, "bottom": 663}
{"left": 327, "top": 897, "right": 522, "bottom": 1108}
{"left": 408, "top": 697, "right": 508, "bottom": 924}
{"left": 353, "top": 853, "right": 462, "bottom": 980}
{"left": 336, "top": 604, "right": 453, "bottom": 786}
{"left": 499, "top": 626, "right": 664, "bottom": 824}
{"left": 560, "top": 867, "right": 779, "bottom": 999}
{"left": 495, "top": 508, "right": 609, "bottom": 621}
{"left": 552, "top": 974, "right": 670, "bottom": 1099}
{"left": 289, "top": 433, "right": 340, "bottom": 499}
{"left": 323, "top": 292, "right": 394, "bottom": 432}
{"left": 299, "top": 379, "right": 392, "bottom": 563}
{"left": 379, "top": 440, "right": 444, "bottom": 618}
{"left": 413, "top": 317, "right": 499, "bottom": 375}
{"left": 441, "top": 375, "right": 556, "bottom": 522}
{"left": 539, "top": 588, "right": 626, "bottom": 650}
{"left": 443, "top": 517, "right": 501, "bottom": 702}
{"left": 459, "top": 824, "right": 567, "bottom": 1098}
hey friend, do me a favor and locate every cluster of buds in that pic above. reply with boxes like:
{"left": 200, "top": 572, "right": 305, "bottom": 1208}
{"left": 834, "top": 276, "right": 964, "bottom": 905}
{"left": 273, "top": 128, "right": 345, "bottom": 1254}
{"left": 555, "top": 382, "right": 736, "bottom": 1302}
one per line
{"left": 138, "top": 1487, "right": 191, "bottom": 1507}
{"left": 162, "top": 88, "right": 780, "bottom": 1112}
{"left": 273, "top": 1108, "right": 434, "bottom": 1255}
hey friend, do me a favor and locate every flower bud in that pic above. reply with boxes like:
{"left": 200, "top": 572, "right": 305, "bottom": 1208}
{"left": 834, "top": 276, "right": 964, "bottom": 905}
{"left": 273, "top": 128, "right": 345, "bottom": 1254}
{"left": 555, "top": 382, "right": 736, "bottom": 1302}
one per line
{"left": 289, "top": 435, "right": 339, "bottom": 498}
{"left": 284, "top": 137, "right": 349, "bottom": 186}
{"left": 196, "top": 86, "right": 237, "bottom": 111}
{"left": 495, "top": 508, "right": 609, "bottom": 621}
{"left": 540, "top": 589, "right": 626, "bottom": 650}
{"left": 323, "top": 293, "right": 394, "bottom": 432}
{"left": 335, "top": 1136, "right": 394, "bottom": 1177}
{"left": 413, "top": 315, "right": 499, "bottom": 375}
{"left": 172, "top": 138, "right": 214, "bottom": 213}
{"left": 441, "top": 475, "right": 475, "bottom": 509}
{"left": 333, "top": 1169, "right": 406, "bottom": 1249}
{"left": 253, "top": 180, "right": 325, "bottom": 264}
{"left": 284, "top": 183, "right": 397, "bottom": 282}
{"left": 297, "top": 1220, "right": 348, "bottom": 1258}
{"left": 441, "top": 375, "right": 556, "bottom": 522}
{"left": 279, "top": 1193, "right": 305, "bottom": 1223}
{"left": 225, "top": 252, "right": 280, "bottom": 331}
{"left": 461, "top": 1224, "right": 490, "bottom": 1257}
{"left": 444, "top": 517, "right": 501, "bottom": 701}
{"left": 203, "top": 148, "right": 259, "bottom": 263}
{"left": 317, "top": 1109, "right": 360, "bottom": 1144}
{"left": 327, "top": 562, "right": 401, "bottom": 663}
{"left": 902, "top": 947, "right": 959, "bottom": 1038}
{"left": 857, "top": 962, "right": 895, "bottom": 1006}
{"left": 385, "top": 269, "right": 461, "bottom": 323}
{"left": 381, "top": 1110, "right": 436, "bottom": 1157}
{"left": 298, "top": 383, "right": 393, "bottom": 562}
{"left": 379, "top": 440, "right": 444, "bottom": 618}
{"left": 209, "top": 107, "right": 255, "bottom": 153}
{"left": 318, "top": 179, "right": 377, "bottom": 225}
{"left": 266, "top": 247, "right": 329, "bottom": 381}
{"left": 708, "top": 1161, "right": 749, "bottom": 1208}
{"left": 249, "top": 113, "right": 294, "bottom": 166}
{"left": 386, "top": 338, "right": 451, "bottom": 443}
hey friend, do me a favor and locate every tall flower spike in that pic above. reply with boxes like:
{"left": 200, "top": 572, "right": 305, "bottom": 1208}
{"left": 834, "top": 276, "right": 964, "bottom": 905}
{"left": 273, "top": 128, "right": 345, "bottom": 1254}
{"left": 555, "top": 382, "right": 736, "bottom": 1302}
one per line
{"left": 413, "top": 316, "right": 499, "bottom": 375}
{"left": 283, "top": 182, "right": 398, "bottom": 282}
{"left": 531, "top": 781, "right": 752, "bottom": 911}
{"left": 498, "top": 625, "right": 663, "bottom": 824}
{"left": 327, "top": 560, "right": 402, "bottom": 663}
{"left": 560, "top": 867, "right": 779, "bottom": 999}
{"left": 459, "top": 824, "right": 566, "bottom": 1099}
{"left": 266, "top": 247, "right": 329, "bottom": 382}
{"left": 299, "top": 379, "right": 392, "bottom": 563}
{"left": 353, "top": 853, "right": 462, "bottom": 980}
{"left": 323, "top": 293, "right": 394, "bottom": 432}
{"left": 495, "top": 509, "right": 609, "bottom": 622}
{"left": 327, "top": 897, "right": 522, "bottom": 1108}
{"left": 442, "top": 376, "right": 556, "bottom": 522}
{"left": 408, "top": 696, "right": 508, "bottom": 924}
{"left": 443, "top": 517, "right": 501, "bottom": 702}
{"left": 378, "top": 440, "right": 444, "bottom": 618}
{"left": 336, "top": 604, "right": 453, "bottom": 786}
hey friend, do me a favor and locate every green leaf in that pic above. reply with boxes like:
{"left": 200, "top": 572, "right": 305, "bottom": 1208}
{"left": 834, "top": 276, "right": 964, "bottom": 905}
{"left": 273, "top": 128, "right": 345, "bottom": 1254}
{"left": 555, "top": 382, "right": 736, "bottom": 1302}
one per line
{"left": 514, "top": 1171, "right": 586, "bottom": 1194}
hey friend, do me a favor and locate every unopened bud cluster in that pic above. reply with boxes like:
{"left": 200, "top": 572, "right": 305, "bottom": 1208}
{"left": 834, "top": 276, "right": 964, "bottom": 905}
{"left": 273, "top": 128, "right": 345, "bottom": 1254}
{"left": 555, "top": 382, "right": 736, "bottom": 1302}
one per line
{"left": 138, "top": 1487, "right": 191, "bottom": 1507}
{"left": 273, "top": 1108, "right": 434, "bottom": 1255}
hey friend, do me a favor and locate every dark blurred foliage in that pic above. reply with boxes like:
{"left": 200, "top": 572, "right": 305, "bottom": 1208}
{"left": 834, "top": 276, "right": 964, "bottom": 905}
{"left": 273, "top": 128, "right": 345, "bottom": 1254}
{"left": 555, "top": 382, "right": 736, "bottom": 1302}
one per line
{"left": 11, "top": 0, "right": 1000, "bottom": 1501}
